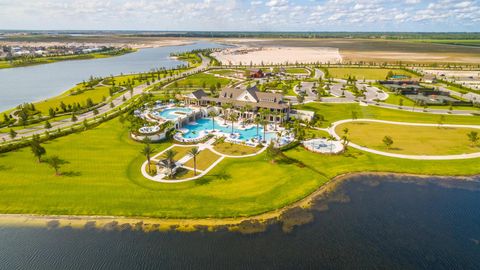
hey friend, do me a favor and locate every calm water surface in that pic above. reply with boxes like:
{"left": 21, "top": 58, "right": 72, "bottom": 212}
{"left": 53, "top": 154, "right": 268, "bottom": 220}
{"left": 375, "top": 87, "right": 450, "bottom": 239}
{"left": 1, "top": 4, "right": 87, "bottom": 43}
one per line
{"left": 1, "top": 175, "right": 479, "bottom": 269}
{"left": 0, "top": 41, "right": 224, "bottom": 112}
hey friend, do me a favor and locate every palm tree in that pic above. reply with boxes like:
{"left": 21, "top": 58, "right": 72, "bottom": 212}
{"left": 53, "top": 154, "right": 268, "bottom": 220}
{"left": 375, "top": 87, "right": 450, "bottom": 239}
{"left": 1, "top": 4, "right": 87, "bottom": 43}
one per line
{"left": 467, "top": 131, "right": 479, "bottom": 147}
{"left": 327, "top": 135, "right": 336, "bottom": 153}
{"left": 272, "top": 110, "right": 279, "bottom": 131}
{"left": 254, "top": 115, "right": 261, "bottom": 141}
{"left": 45, "top": 155, "right": 67, "bottom": 176}
{"left": 208, "top": 110, "right": 218, "bottom": 131}
{"left": 141, "top": 144, "right": 155, "bottom": 173}
{"left": 279, "top": 111, "right": 285, "bottom": 126}
{"left": 260, "top": 119, "right": 268, "bottom": 143}
{"left": 30, "top": 140, "right": 46, "bottom": 163}
{"left": 239, "top": 107, "right": 246, "bottom": 127}
{"left": 222, "top": 103, "right": 233, "bottom": 124}
{"left": 160, "top": 149, "right": 177, "bottom": 177}
{"left": 188, "top": 147, "right": 200, "bottom": 176}
{"left": 383, "top": 136, "right": 394, "bottom": 150}
{"left": 245, "top": 104, "right": 253, "bottom": 118}
{"left": 229, "top": 112, "right": 239, "bottom": 134}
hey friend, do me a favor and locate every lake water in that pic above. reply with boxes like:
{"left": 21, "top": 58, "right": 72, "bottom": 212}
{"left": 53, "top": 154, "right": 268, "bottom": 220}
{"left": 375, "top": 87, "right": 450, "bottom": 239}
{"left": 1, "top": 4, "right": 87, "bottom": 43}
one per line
{"left": 1, "top": 174, "right": 479, "bottom": 269}
{"left": 0, "top": 41, "right": 224, "bottom": 112}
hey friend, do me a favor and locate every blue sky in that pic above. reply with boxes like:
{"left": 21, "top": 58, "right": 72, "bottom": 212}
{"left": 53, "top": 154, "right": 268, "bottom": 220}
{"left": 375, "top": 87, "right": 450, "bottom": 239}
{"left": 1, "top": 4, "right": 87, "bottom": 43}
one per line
{"left": 0, "top": 0, "right": 479, "bottom": 32}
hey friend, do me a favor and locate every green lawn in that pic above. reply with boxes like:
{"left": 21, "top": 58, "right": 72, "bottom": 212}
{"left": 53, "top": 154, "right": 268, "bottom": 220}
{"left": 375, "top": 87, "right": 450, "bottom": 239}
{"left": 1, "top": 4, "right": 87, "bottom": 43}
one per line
{"left": 336, "top": 121, "right": 480, "bottom": 155}
{"left": 1, "top": 117, "right": 480, "bottom": 219}
{"left": 167, "top": 146, "right": 195, "bottom": 161}
{"left": 184, "top": 149, "right": 221, "bottom": 170}
{"left": 174, "top": 53, "right": 202, "bottom": 67}
{"left": 2, "top": 103, "right": 480, "bottom": 219}
{"left": 34, "top": 85, "right": 112, "bottom": 114}
{"left": 383, "top": 93, "right": 416, "bottom": 107}
{"left": 213, "top": 142, "right": 261, "bottom": 156}
{"left": 209, "top": 69, "right": 242, "bottom": 77}
{"left": 327, "top": 67, "right": 418, "bottom": 80}
{"left": 166, "top": 73, "right": 232, "bottom": 89}
{"left": 0, "top": 119, "right": 328, "bottom": 218}
{"left": 296, "top": 102, "right": 480, "bottom": 128}
{"left": 285, "top": 68, "right": 309, "bottom": 74}
{"left": 305, "top": 128, "right": 330, "bottom": 139}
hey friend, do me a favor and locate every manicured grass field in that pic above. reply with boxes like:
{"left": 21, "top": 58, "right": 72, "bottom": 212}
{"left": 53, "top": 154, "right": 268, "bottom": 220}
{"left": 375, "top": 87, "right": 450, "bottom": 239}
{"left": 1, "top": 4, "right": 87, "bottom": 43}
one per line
{"left": 1, "top": 117, "right": 480, "bottom": 219}
{"left": 166, "top": 73, "right": 232, "bottom": 89}
{"left": 2, "top": 103, "right": 480, "bottom": 219}
{"left": 167, "top": 146, "right": 195, "bottom": 161}
{"left": 34, "top": 85, "right": 112, "bottom": 114}
{"left": 184, "top": 149, "right": 221, "bottom": 170}
{"left": 382, "top": 93, "right": 416, "bottom": 107}
{"left": 213, "top": 142, "right": 261, "bottom": 156}
{"left": 209, "top": 69, "right": 242, "bottom": 77}
{"left": 336, "top": 121, "right": 480, "bottom": 155}
{"left": 327, "top": 67, "right": 418, "bottom": 80}
{"left": 0, "top": 120, "right": 329, "bottom": 218}
{"left": 305, "top": 128, "right": 330, "bottom": 139}
{"left": 296, "top": 103, "right": 480, "bottom": 128}
{"left": 285, "top": 68, "right": 309, "bottom": 74}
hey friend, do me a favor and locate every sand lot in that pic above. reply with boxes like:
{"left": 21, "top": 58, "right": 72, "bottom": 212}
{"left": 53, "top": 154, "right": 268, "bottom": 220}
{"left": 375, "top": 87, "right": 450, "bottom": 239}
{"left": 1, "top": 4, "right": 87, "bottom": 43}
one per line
{"left": 212, "top": 46, "right": 342, "bottom": 65}
{"left": 423, "top": 70, "right": 480, "bottom": 77}
{"left": 216, "top": 38, "right": 480, "bottom": 64}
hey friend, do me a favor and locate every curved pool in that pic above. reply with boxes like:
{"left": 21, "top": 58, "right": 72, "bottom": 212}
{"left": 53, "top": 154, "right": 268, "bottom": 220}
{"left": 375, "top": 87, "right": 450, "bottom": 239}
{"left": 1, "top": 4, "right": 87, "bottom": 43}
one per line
{"left": 153, "top": 107, "right": 193, "bottom": 120}
{"left": 182, "top": 118, "right": 275, "bottom": 141}
{"left": 303, "top": 138, "right": 344, "bottom": 154}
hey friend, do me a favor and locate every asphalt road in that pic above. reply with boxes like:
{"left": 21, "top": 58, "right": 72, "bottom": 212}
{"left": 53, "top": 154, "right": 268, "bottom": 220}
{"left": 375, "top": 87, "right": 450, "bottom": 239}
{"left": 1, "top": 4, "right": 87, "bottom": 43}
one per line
{"left": 1, "top": 55, "right": 210, "bottom": 142}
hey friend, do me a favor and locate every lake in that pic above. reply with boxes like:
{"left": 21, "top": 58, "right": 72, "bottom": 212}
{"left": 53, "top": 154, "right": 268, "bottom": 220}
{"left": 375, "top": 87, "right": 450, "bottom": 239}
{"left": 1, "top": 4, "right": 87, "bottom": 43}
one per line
{"left": 1, "top": 174, "right": 479, "bottom": 269}
{"left": 0, "top": 41, "right": 224, "bottom": 112}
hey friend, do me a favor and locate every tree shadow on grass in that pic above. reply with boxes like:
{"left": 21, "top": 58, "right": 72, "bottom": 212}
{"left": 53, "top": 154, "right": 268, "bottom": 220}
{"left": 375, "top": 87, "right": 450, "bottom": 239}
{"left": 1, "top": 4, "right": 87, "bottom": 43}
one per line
{"left": 61, "top": 171, "right": 82, "bottom": 177}
{"left": 279, "top": 153, "right": 329, "bottom": 178}
{"left": 0, "top": 165, "right": 11, "bottom": 171}
{"left": 342, "top": 150, "right": 363, "bottom": 159}
{"left": 277, "top": 155, "right": 305, "bottom": 168}
{"left": 197, "top": 170, "right": 231, "bottom": 185}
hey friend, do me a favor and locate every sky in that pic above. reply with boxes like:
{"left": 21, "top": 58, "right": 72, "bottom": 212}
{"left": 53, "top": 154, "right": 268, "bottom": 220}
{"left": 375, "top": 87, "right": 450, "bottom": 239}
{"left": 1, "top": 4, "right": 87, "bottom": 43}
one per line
{"left": 0, "top": 0, "right": 479, "bottom": 32}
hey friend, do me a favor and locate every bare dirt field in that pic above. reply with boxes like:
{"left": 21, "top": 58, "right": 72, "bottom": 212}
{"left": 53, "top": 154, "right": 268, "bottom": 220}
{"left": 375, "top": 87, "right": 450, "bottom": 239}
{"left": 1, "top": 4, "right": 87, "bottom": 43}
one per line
{"left": 216, "top": 38, "right": 480, "bottom": 64}
{"left": 211, "top": 46, "right": 342, "bottom": 65}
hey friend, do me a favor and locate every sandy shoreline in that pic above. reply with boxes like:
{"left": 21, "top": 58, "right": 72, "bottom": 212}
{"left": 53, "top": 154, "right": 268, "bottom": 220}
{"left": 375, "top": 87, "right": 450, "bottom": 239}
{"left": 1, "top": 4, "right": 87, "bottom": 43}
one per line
{"left": 0, "top": 39, "right": 196, "bottom": 50}
{"left": 0, "top": 172, "right": 477, "bottom": 233}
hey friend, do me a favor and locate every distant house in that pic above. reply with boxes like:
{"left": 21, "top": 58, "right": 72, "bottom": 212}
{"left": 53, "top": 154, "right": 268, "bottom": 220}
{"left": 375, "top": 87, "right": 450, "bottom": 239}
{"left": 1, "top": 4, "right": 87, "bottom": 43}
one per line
{"left": 249, "top": 69, "right": 264, "bottom": 78}
{"left": 423, "top": 74, "right": 437, "bottom": 84}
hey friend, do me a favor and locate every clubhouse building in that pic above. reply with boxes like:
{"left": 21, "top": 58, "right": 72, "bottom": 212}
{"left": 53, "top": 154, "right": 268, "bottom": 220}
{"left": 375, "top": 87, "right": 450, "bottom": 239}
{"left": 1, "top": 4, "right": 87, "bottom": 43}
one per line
{"left": 184, "top": 86, "right": 291, "bottom": 122}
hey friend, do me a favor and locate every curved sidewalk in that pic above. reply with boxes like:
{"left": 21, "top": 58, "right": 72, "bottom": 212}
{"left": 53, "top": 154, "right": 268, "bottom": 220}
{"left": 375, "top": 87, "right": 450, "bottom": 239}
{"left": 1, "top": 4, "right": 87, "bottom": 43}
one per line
{"left": 141, "top": 143, "right": 267, "bottom": 183}
{"left": 329, "top": 119, "right": 480, "bottom": 160}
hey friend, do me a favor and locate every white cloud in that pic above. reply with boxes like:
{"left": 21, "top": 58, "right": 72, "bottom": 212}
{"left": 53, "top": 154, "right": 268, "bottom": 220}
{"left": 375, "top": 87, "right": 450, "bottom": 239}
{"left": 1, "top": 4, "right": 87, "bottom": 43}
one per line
{"left": 0, "top": 0, "right": 478, "bottom": 31}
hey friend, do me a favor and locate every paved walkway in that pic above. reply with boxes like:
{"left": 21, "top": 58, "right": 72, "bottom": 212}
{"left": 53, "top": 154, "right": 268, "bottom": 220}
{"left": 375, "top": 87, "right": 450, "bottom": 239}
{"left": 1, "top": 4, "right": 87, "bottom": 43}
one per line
{"left": 0, "top": 55, "right": 211, "bottom": 142}
{"left": 328, "top": 118, "right": 480, "bottom": 160}
{"left": 141, "top": 141, "right": 267, "bottom": 183}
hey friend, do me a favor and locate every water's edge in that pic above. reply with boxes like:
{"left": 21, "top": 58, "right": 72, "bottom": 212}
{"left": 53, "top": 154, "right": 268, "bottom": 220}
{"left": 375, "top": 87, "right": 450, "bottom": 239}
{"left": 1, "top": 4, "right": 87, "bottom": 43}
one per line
{"left": 0, "top": 172, "right": 478, "bottom": 234}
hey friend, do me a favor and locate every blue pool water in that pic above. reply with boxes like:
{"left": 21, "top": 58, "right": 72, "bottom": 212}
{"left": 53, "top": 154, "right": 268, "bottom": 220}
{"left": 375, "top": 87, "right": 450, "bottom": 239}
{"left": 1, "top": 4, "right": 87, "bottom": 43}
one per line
{"left": 182, "top": 118, "right": 275, "bottom": 141}
{"left": 390, "top": 75, "right": 409, "bottom": 79}
{"left": 155, "top": 107, "right": 193, "bottom": 120}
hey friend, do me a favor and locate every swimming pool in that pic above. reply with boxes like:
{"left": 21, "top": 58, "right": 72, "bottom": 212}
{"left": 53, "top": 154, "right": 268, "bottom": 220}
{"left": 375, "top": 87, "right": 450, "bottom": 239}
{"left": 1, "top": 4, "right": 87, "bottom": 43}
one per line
{"left": 153, "top": 107, "right": 193, "bottom": 120}
{"left": 390, "top": 75, "right": 409, "bottom": 79}
{"left": 182, "top": 118, "right": 275, "bottom": 141}
{"left": 303, "top": 138, "right": 344, "bottom": 154}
